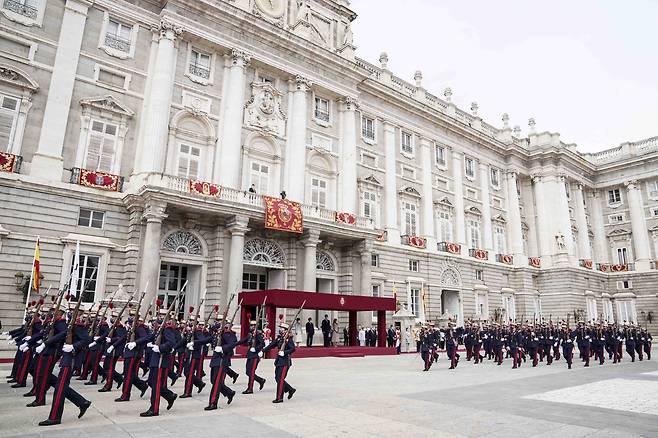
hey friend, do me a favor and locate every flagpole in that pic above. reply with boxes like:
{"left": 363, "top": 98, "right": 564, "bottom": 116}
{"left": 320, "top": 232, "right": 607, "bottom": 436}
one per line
{"left": 23, "top": 236, "right": 39, "bottom": 322}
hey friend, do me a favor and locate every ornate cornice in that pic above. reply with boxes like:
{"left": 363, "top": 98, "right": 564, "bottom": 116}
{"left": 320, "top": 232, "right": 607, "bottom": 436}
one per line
{"left": 159, "top": 18, "right": 183, "bottom": 41}
{"left": 230, "top": 49, "right": 252, "bottom": 68}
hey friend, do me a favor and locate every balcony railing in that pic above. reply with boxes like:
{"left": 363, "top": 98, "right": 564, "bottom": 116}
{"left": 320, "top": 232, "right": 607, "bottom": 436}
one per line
{"left": 597, "top": 263, "right": 635, "bottom": 273}
{"left": 495, "top": 254, "right": 513, "bottom": 265}
{"left": 469, "top": 248, "right": 489, "bottom": 260}
{"left": 314, "top": 109, "right": 330, "bottom": 122}
{"left": 158, "top": 174, "right": 374, "bottom": 229}
{"left": 104, "top": 33, "right": 131, "bottom": 53}
{"left": 438, "top": 241, "right": 461, "bottom": 255}
{"left": 3, "top": 0, "right": 38, "bottom": 19}
{"left": 0, "top": 152, "right": 22, "bottom": 173}
{"left": 579, "top": 259, "right": 593, "bottom": 269}
{"left": 189, "top": 63, "right": 210, "bottom": 79}
{"left": 401, "top": 235, "right": 427, "bottom": 249}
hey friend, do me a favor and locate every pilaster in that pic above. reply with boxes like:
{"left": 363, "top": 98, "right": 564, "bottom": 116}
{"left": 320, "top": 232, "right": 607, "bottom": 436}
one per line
{"left": 337, "top": 97, "right": 358, "bottom": 213}
{"left": 419, "top": 137, "right": 436, "bottom": 249}
{"left": 383, "top": 121, "right": 400, "bottom": 244}
{"left": 625, "top": 180, "right": 652, "bottom": 270}
{"left": 284, "top": 75, "right": 312, "bottom": 202}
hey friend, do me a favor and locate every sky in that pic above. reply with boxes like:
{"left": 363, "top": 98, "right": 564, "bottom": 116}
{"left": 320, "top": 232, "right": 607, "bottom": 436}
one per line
{"left": 350, "top": 0, "right": 658, "bottom": 153}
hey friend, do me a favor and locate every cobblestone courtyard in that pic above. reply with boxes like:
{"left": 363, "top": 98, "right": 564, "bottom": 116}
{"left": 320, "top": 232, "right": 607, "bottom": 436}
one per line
{"left": 2, "top": 354, "right": 658, "bottom": 437}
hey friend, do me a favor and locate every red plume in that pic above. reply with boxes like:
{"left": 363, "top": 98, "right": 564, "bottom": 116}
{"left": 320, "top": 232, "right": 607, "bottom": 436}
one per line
{"left": 38, "top": 298, "right": 44, "bottom": 305}
{"left": 65, "top": 294, "right": 71, "bottom": 300}
{"left": 279, "top": 314, "right": 284, "bottom": 320}
{"left": 189, "top": 306, "right": 194, "bottom": 314}
{"left": 108, "top": 302, "right": 114, "bottom": 309}
{"left": 213, "top": 304, "right": 219, "bottom": 312}
{"left": 31, "top": 300, "right": 36, "bottom": 306}
{"left": 128, "top": 302, "right": 133, "bottom": 308}
{"left": 156, "top": 299, "right": 163, "bottom": 308}
{"left": 148, "top": 310, "right": 153, "bottom": 315}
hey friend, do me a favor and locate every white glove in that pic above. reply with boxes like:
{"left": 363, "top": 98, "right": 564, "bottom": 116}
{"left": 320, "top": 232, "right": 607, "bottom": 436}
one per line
{"left": 36, "top": 344, "right": 45, "bottom": 354}
{"left": 107, "top": 346, "right": 114, "bottom": 354}
{"left": 127, "top": 342, "right": 136, "bottom": 350}
{"left": 214, "top": 346, "right": 222, "bottom": 353}
{"left": 106, "top": 337, "right": 111, "bottom": 344}
{"left": 147, "top": 342, "right": 154, "bottom": 348}
{"left": 278, "top": 350, "right": 285, "bottom": 357}
{"left": 250, "top": 347, "right": 256, "bottom": 353}
{"left": 23, "top": 336, "right": 31, "bottom": 341}
{"left": 187, "top": 342, "right": 194, "bottom": 350}
{"left": 94, "top": 336, "right": 100, "bottom": 341}
{"left": 62, "top": 344, "right": 74, "bottom": 353}
{"left": 89, "top": 342, "right": 97, "bottom": 348}
{"left": 20, "top": 344, "right": 29, "bottom": 352}
{"left": 8, "top": 339, "right": 15, "bottom": 345}
{"left": 2, "top": 331, "right": 8, "bottom": 336}
{"left": 152, "top": 345, "right": 160, "bottom": 353}
{"left": 37, "top": 339, "right": 43, "bottom": 345}
{"left": 258, "top": 351, "right": 263, "bottom": 358}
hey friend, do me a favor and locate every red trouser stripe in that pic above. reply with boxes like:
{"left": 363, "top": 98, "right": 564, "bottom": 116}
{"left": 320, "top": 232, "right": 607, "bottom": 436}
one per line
{"left": 91, "top": 351, "right": 101, "bottom": 381}
{"left": 153, "top": 368, "right": 162, "bottom": 413}
{"left": 17, "top": 349, "right": 31, "bottom": 383}
{"left": 104, "top": 358, "right": 114, "bottom": 390}
{"left": 210, "top": 365, "right": 224, "bottom": 404}
{"left": 49, "top": 366, "right": 69, "bottom": 421}
{"left": 185, "top": 358, "right": 196, "bottom": 395}
{"left": 37, "top": 355, "right": 54, "bottom": 403}
{"left": 249, "top": 358, "right": 258, "bottom": 390}
{"left": 277, "top": 366, "right": 288, "bottom": 400}
{"left": 122, "top": 357, "right": 134, "bottom": 399}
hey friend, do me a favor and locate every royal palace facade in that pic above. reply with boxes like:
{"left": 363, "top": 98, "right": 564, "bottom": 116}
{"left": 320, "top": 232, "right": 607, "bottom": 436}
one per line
{"left": 0, "top": 0, "right": 657, "bottom": 331}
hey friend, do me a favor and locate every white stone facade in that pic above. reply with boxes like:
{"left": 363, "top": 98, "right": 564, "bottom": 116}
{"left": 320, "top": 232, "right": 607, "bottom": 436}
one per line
{"left": 0, "top": 0, "right": 657, "bottom": 330}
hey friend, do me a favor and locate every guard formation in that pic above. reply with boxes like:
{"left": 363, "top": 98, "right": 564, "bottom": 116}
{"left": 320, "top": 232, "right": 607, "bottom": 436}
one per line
{"left": 3, "top": 281, "right": 304, "bottom": 426}
{"left": 418, "top": 318, "right": 652, "bottom": 371}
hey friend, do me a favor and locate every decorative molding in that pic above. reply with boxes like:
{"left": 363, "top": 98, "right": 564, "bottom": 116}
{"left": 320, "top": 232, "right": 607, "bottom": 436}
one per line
{"left": 80, "top": 95, "right": 134, "bottom": 117}
{"left": 162, "top": 230, "right": 203, "bottom": 255}
{"left": 244, "top": 82, "right": 287, "bottom": 137}
{"left": 243, "top": 238, "right": 286, "bottom": 268}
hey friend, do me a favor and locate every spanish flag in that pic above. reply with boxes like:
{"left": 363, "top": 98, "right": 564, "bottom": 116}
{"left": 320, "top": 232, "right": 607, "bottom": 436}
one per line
{"left": 31, "top": 237, "right": 40, "bottom": 291}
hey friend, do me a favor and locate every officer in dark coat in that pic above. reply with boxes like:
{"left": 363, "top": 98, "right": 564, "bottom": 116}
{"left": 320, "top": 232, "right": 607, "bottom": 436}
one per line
{"left": 29, "top": 306, "right": 67, "bottom": 407}
{"left": 263, "top": 322, "right": 297, "bottom": 403}
{"left": 241, "top": 319, "right": 266, "bottom": 394}
{"left": 204, "top": 318, "right": 239, "bottom": 411}
{"left": 305, "top": 317, "right": 314, "bottom": 347}
{"left": 321, "top": 315, "right": 331, "bottom": 347}
{"left": 116, "top": 313, "right": 151, "bottom": 402}
{"left": 561, "top": 326, "right": 575, "bottom": 369}
{"left": 99, "top": 310, "right": 126, "bottom": 392}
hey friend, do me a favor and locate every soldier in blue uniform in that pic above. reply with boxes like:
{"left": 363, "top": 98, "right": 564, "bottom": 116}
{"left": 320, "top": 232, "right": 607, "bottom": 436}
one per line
{"left": 99, "top": 309, "right": 126, "bottom": 392}
{"left": 38, "top": 309, "right": 92, "bottom": 426}
{"left": 263, "top": 322, "right": 297, "bottom": 403}
{"left": 116, "top": 312, "right": 151, "bottom": 402}
{"left": 29, "top": 304, "right": 67, "bottom": 407}
{"left": 180, "top": 318, "right": 207, "bottom": 398}
{"left": 241, "top": 319, "right": 267, "bottom": 394}
{"left": 204, "top": 318, "right": 238, "bottom": 410}
{"left": 419, "top": 326, "right": 432, "bottom": 371}
{"left": 561, "top": 325, "right": 575, "bottom": 369}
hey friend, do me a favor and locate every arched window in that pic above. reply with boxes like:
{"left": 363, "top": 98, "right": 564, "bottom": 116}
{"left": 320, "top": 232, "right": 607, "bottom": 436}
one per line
{"left": 162, "top": 231, "right": 202, "bottom": 255}
{"left": 243, "top": 239, "right": 285, "bottom": 268}
{"left": 316, "top": 251, "right": 335, "bottom": 271}
{"left": 439, "top": 268, "right": 460, "bottom": 287}
{"left": 166, "top": 109, "right": 216, "bottom": 181}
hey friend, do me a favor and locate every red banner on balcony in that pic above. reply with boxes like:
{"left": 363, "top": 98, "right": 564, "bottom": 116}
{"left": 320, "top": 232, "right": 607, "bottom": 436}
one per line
{"left": 500, "top": 254, "right": 514, "bottom": 265}
{"left": 0, "top": 152, "right": 16, "bottom": 172}
{"left": 335, "top": 211, "right": 356, "bottom": 225}
{"left": 376, "top": 230, "right": 387, "bottom": 241}
{"left": 405, "top": 236, "right": 426, "bottom": 249}
{"left": 472, "top": 249, "right": 488, "bottom": 260}
{"left": 610, "top": 264, "right": 628, "bottom": 272}
{"left": 264, "top": 196, "right": 303, "bottom": 234}
{"left": 580, "top": 259, "right": 593, "bottom": 269}
{"left": 189, "top": 180, "right": 221, "bottom": 197}
{"left": 446, "top": 242, "right": 461, "bottom": 254}
{"left": 528, "top": 257, "right": 541, "bottom": 268}
{"left": 78, "top": 168, "right": 121, "bottom": 191}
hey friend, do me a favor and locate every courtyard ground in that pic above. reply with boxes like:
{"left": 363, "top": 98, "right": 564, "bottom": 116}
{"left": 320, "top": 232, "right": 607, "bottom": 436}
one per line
{"left": 1, "top": 353, "right": 658, "bottom": 437}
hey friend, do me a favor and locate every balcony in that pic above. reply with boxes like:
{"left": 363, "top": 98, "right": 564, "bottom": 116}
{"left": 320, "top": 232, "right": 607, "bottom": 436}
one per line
{"left": 438, "top": 241, "right": 461, "bottom": 255}
{"left": 104, "top": 33, "right": 131, "bottom": 53}
{"left": 579, "top": 259, "right": 593, "bottom": 270}
{"left": 71, "top": 168, "right": 124, "bottom": 192}
{"left": 3, "top": 0, "right": 38, "bottom": 19}
{"left": 401, "top": 235, "right": 427, "bottom": 249}
{"left": 469, "top": 248, "right": 489, "bottom": 261}
{"left": 188, "top": 63, "right": 210, "bottom": 79}
{"left": 0, "top": 152, "right": 22, "bottom": 173}
{"left": 528, "top": 257, "right": 541, "bottom": 268}
{"left": 157, "top": 174, "right": 374, "bottom": 230}
{"left": 597, "top": 263, "right": 635, "bottom": 273}
{"left": 495, "top": 254, "right": 513, "bottom": 265}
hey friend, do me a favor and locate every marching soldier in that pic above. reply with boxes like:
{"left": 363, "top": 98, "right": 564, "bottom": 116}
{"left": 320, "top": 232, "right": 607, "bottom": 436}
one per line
{"left": 262, "top": 321, "right": 297, "bottom": 403}
{"left": 98, "top": 309, "right": 126, "bottom": 392}
{"left": 204, "top": 318, "right": 238, "bottom": 411}
{"left": 116, "top": 311, "right": 150, "bottom": 402}
{"left": 180, "top": 317, "right": 207, "bottom": 398}
{"left": 241, "top": 319, "right": 267, "bottom": 394}
{"left": 420, "top": 326, "right": 432, "bottom": 371}
{"left": 561, "top": 325, "right": 575, "bottom": 369}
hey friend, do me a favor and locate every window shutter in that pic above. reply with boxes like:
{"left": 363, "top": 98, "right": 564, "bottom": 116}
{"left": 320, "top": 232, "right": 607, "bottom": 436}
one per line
{"left": 0, "top": 112, "right": 14, "bottom": 150}
{"left": 188, "top": 158, "right": 199, "bottom": 180}
{"left": 98, "top": 135, "right": 115, "bottom": 172}
{"left": 177, "top": 157, "right": 189, "bottom": 177}
{"left": 85, "top": 132, "right": 103, "bottom": 170}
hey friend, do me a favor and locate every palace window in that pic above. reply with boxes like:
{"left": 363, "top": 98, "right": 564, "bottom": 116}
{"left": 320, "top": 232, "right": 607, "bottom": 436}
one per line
{"left": 410, "top": 287, "right": 420, "bottom": 317}
{"left": 616, "top": 247, "right": 628, "bottom": 265}
{"left": 371, "top": 284, "right": 381, "bottom": 321}
{"left": 311, "top": 177, "right": 327, "bottom": 208}
{"left": 490, "top": 168, "right": 500, "bottom": 189}
{"left": 2, "top": 0, "right": 45, "bottom": 25}
{"left": 362, "top": 190, "right": 379, "bottom": 227}
{"left": 617, "top": 300, "right": 635, "bottom": 324}
{"left": 71, "top": 254, "right": 99, "bottom": 304}
{"left": 177, "top": 143, "right": 200, "bottom": 179}
{"left": 464, "top": 157, "right": 475, "bottom": 178}
{"left": 189, "top": 49, "right": 212, "bottom": 80}
{"left": 242, "top": 272, "right": 267, "bottom": 291}
{"left": 84, "top": 120, "right": 118, "bottom": 173}
{"left": 402, "top": 201, "right": 417, "bottom": 236}
{"left": 371, "top": 254, "right": 379, "bottom": 268}
{"left": 401, "top": 131, "right": 413, "bottom": 155}
{"left": 0, "top": 94, "right": 19, "bottom": 152}
{"left": 494, "top": 226, "right": 506, "bottom": 254}
{"left": 314, "top": 97, "right": 330, "bottom": 122}
{"left": 468, "top": 219, "right": 481, "bottom": 249}
{"left": 437, "top": 210, "right": 452, "bottom": 242}
{"left": 609, "top": 214, "right": 624, "bottom": 224}
{"left": 104, "top": 19, "right": 132, "bottom": 53}
{"left": 475, "top": 269, "right": 484, "bottom": 281}
{"left": 435, "top": 144, "right": 446, "bottom": 166}
{"left": 361, "top": 115, "right": 375, "bottom": 141}
{"left": 249, "top": 161, "right": 269, "bottom": 194}
{"left": 78, "top": 209, "right": 104, "bottom": 229}
{"left": 586, "top": 296, "right": 597, "bottom": 322}
{"left": 408, "top": 259, "right": 419, "bottom": 272}
{"left": 607, "top": 188, "right": 622, "bottom": 205}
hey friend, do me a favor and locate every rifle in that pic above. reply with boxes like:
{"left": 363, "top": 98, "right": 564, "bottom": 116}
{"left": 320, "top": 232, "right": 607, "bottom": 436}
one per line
{"left": 279, "top": 300, "right": 307, "bottom": 345}
{"left": 26, "top": 286, "right": 51, "bottom": 335}
{"left": 155, "top": 283, "right": 186, "bottom": 347}
{"left": 186, "top": 297, "right": 205, "bottom": 344}
{"left": 228, "top": 298, "right": 243, "bottom": 329}
{"left": 255, "top": 296, "right": 268, "bottom": 330}
{"left": 129, "top": 289, "right": 148, "bottom": 343}
{"left": 50, "top": 269, "right": 89, "bottom": 338}
{"left": 106, "top": 291, "right": 137, "bottom": 342}
{"left": 205, "top": 304, "right": 219, "bottom": 327}
{"left": 65, "top": 270, "right": 98, "bottom": 344}
{"left": 214, "top": 294, "right": 235, "bottom": 346}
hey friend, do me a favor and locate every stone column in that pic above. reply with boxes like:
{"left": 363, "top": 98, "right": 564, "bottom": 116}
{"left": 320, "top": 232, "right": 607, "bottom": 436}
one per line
{"left": 225, "top": 216, "right": 249, "bottom": 319}
{"left": 479, "top": 162, "right": 493, "bottom": 251}
{"left": 217, "top": 50, "right": 250, "bottom": 189}
{"left": 139, "top": 201, "right": 167, "bottom": 308}
{"left": 300, "top": 229, "right": 320, "bottom": 325}
{"left": 452, "top": 150, "right": 466, "bottom": 252}
{"left": 555, "top": 175, "right": 576, "bottom": 258}
{"left": 532, "top": 175, "right": 551, "bottom": 262}
{"left": 383, "top": 121, "right": 400, "bottom": 243}
{"left": 337, "top": 97, "right": 358, "bottom": 213}
{"left": 573, "top": 183, "right": 592, "bottom": 260}
{"left": 284, "top": 76, "right": 312, "bottom": 202}
{"left": 420, "top": 137, "right": 436, "bottom": 249}
{"left": 588, "top": 190, "right": 609, "bottom": 263}
{"left": 358, "top": 240, "right": 373, "bottom": 328}
{"left": 31, "top": 0, "right": 92, "bottom": 180}
{"left": 625, "top": 180, "right": 652, "bottom": 270}
{"left": 132, "top": 19, "right": 182, "bottom": 178}
{"left": 505, "top": 171, "right": 525, "bottom": 265}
